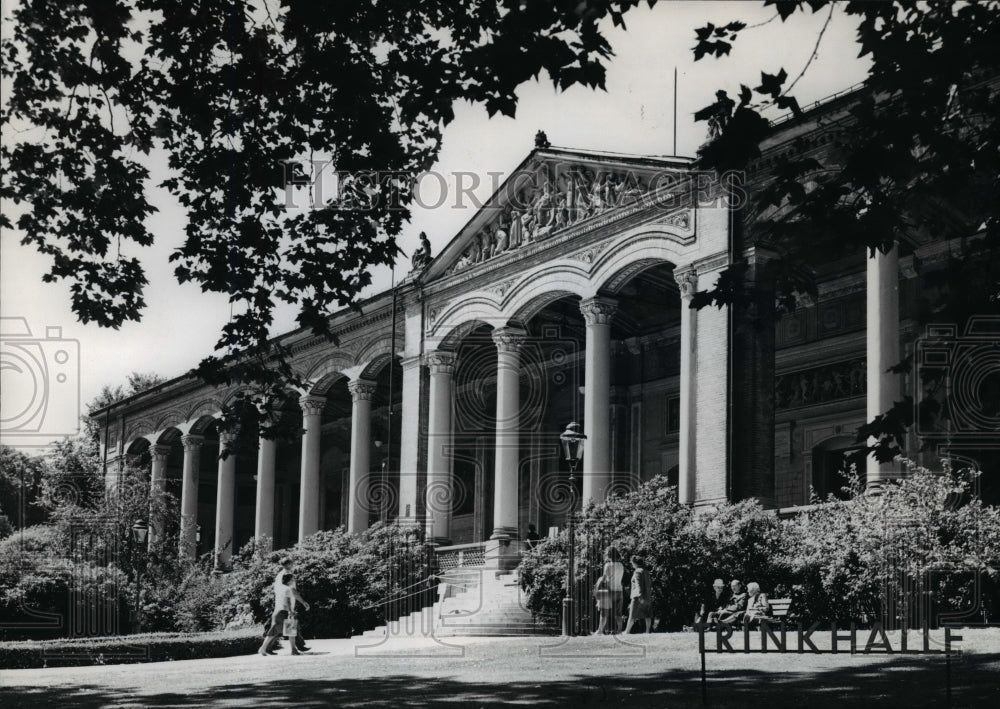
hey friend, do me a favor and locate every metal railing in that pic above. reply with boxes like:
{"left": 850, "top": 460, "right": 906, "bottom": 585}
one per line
{"left": 769, "top": 81, "right": 867, "bottom": 128}
{"left": 435, "top": 542, "right": 487, "bottom": 570}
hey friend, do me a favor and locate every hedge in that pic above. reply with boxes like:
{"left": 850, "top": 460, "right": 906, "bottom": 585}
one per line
{"left": 0, "top": 627, "right": 262, "bottom": 669}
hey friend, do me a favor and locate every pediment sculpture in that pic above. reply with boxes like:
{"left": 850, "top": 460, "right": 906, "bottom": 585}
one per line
{"left": 447, "top": 167, "right": 650, "bottom": 275}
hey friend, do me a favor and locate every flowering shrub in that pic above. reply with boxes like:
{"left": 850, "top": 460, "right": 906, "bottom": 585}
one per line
{"left": 519, "top": 468, "right": 1000, "bottom": 631}
{"left": 779, "top": 465, "right": 1000, "bottom": 625}
{"left": 214, "top": 523, "right": 431, "bottom": 639}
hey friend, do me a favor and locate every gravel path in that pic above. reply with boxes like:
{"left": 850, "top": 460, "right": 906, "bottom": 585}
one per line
{"left": 3, "top": 630, "right": 1000, "bottom": 708}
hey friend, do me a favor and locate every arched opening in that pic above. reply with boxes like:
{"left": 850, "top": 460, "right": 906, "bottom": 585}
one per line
{"left": 262, "top": 390, "right": 304, "bottom": 549}
{"left": 450, "top": 323, "right": 498, "bottom": 543}
{"left": 599, "top": 261, "right": 682, "bottom": 493}
{"left": 519, "top": 296, "right": 585, "bottom": 537}
{"left": 810, "top": 434, "right": 861, "bottom": 500}
{"left": 153, "top": 427, "right": 184, "bottom": 549}
{"left": 368, "top": 358, "right": 403, "bottom": 525}
{"left": 304, "top": 378, "right": 351, "bottom": 539}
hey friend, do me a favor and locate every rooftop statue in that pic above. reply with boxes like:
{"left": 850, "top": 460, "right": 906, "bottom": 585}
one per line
{"left": 411, "top": 232, "right": 432, "bottom": 270}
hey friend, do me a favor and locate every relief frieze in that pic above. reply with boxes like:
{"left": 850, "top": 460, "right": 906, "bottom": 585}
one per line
{"left": 775, "top": 357, "right": 866, "bottom": 411}
{"left": 446, "top": 167, "right": 654, "bottom": 276}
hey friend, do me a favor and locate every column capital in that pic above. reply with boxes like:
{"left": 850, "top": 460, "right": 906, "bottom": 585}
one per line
{"left": 673, "top": 268, "right": 698, "bottom": 299}
{"left": 150, "top": 444, "right": 172, "bottom": 462}
{"left": 492, "top": 326, "right": 526, "bottom": 353}
{"left": 580, "top": 296, "right": 618, "bottom": 326}
{"left": 218, "top": 429, "right": 238, "bottom": 444}
{"left": 299, "top": 394, "right": 327, "bottom": 416}
{"left": 347, "top": 379, "right": 377, "bottom": 402}
{"left": 400, "top": 354, "right": 423, "bottom": 371}
{"left": 424, "top": 350, "right": 456, "bottom": 375}
{"left": 181, "top": 434, "right": 204, "bottom": 451}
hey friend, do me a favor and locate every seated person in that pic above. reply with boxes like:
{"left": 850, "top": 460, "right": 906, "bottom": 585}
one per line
{"left": 696, "top": 578, "right": 731, "bottom": 627}
{"left": 716, "top": 579, "right": 748, "bottom": 626}
{"left": 744, "top": 582, "right": 771, "bottom": 627}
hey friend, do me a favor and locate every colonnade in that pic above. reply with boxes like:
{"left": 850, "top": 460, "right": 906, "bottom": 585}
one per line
{"left": 135, "top": 292, "right": 685, "bottom": 567}
{"left": 131, "top": 250, "right": 902, "bottom": 567}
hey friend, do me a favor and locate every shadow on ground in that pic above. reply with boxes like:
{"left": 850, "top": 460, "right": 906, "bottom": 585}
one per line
{"left": 3, "top": 654, "right": 999, "bottom": 708}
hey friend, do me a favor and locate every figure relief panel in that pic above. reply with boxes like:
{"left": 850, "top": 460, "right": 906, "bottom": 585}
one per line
{"left": 446, "top": 163, "right": 658, "bottom": 276}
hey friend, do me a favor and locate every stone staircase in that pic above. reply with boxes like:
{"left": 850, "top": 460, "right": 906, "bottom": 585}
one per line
{"left": 359, "top": 568, "right": 558, "bottom": 638}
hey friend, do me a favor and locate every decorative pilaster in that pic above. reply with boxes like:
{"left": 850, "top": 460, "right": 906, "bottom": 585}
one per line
{"left": 214, "top": 431, "right": 237, "bottom": 570}
{"left": 580, "top": 297, "right": 618, "bottom": 504}
{"left": 425, "top": 351, "right": 456, "bottom": 544}
{"left": 255, "top": 434, "right": 277, "bottom": 545}
{"left": 179, "top": 434, "right": 203, "bottom": 560}
{"left": 674, "top": 268, "right": 697, "bottom": 505}
{"left": 347, "top": 380, "right": 377, "bottom": 534}
{"left": 866, "top": 244, "right": 901, "bottom": 489}
{"left": 298, "top": 395, "right": 326, "bottom": 540}
{"left": 693, "top": 259, "right": 731, "bottom": 505}
{"left": 148, "top": 444, "right": 171, "bottom": 550}
{"left": 397, "top": 356, "right": 422, "bottom": 525}
{"left": 491, "top": 327, "right": 526, "bottom": 540}
{"left": 729, "top": 248, "right": 776, "bottom": 507}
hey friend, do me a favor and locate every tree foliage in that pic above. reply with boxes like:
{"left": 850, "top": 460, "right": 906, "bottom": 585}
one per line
{"left": 2, "top": 0, "right": 659, "bottom": 427}
{"left": 86, "top": 371, "right": 167, "bottom": 414}
{"left": 0, "top": 380, "right": 175, "bottom": 638}
{"left": 0, "top": 448, "right": 47, "bottom": 536}
{"left": 5, "top": 1, "right": 999, "bottom": 457}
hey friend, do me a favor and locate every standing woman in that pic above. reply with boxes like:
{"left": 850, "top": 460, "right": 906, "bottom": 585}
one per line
{"left": 624, "top": 556, "right": 653, "bottom": 634}
{"left": 592, "top": 546, "right": 626, "bottom": 635}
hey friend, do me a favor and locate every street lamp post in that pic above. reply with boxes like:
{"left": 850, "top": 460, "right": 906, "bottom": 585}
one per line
{"left": 560, "top": 422, "right": 586, "bottom": 637}
{"left": 131, "top": 520, "right": 149, "bottom": 634}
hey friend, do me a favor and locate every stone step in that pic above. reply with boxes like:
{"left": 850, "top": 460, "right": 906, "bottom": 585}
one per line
{"left": 352, "top": 568, "right": 548, "bottom": 639}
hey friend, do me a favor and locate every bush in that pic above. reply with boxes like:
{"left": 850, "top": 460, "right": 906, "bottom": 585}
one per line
{"left": 518, "top": 469, "right": 1000, "bottom": 632}
{"left": 780, "top": 466, "right": 1000, "bottom": 625}
{"left": 0, "top": 628, "right": 260, "bottom": 669}
{"left": 0, "top": 526, "right": 130, "bottom": 640}
{"left": 214, "top": 523, "right": 431, "bottom": 639}
{"left": 170, "top": 564, "right": 235, "bottom": 633}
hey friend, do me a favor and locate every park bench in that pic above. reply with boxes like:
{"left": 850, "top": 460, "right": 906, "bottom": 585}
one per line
{"left": 745, "top": 597, "right": 792, "bottom": 628}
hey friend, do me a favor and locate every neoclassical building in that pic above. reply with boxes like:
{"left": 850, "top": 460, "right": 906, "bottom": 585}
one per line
{"left": 94, "top": 89, "right": 967, "bottom": 569}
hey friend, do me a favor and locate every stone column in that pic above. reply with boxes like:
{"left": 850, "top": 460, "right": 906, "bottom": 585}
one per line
{"left": 179, "top": 434, "right": 203, "bottom": 560}
{"left": 148, "top": 444, "right": 171, "bottom": 550}
{"left": 298, "top": 395, "right": 326, "bottom": 541}
{"left": 397, "top": 356, "right": 422, "bottom": 525}
{"left": 580, "top": 297, "right": 617, "bottom": 504}
{"left": 674, "top": 269, "right": 698, "bottom": 505}
{"left": 424, "top": 351, "right": 456, "bottom": 544}
{"left": 491, "top": 327, "right": 525, "bottom": 540}
{"left": 347, "top": 380, "right": 377, "bottom": 534}
{"left": 866, "top": 243, "right": 901, "bottom": 489}
{"left": 213, "top": 431, "right": 237, "bottom": 569}
{"left": 255, "top": 435, "right": 277, "bottom": 544}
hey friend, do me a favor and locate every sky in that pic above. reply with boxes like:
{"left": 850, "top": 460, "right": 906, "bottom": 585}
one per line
{"left": 0, "top": 1, "right": 870, "bottom": 451}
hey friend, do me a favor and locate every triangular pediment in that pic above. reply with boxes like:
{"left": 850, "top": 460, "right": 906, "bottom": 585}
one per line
{"left": 420, "top": 148, "right": 695, "bottom": 283}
